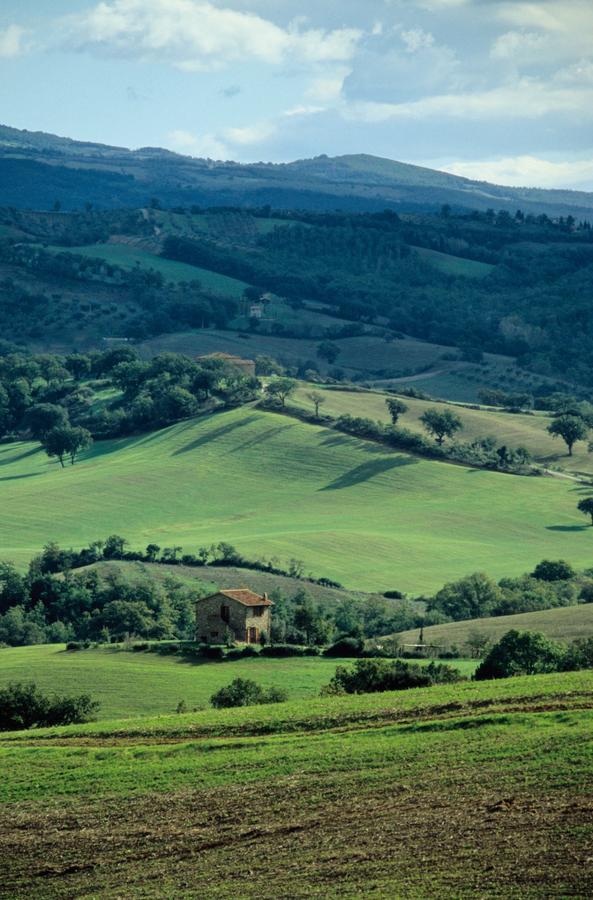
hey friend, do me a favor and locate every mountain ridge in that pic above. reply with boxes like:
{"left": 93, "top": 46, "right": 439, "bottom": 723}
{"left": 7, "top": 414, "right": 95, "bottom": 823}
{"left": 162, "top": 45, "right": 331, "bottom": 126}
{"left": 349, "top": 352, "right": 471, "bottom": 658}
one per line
{"left": 1, "top": 123, "right": 592, "bottom": 218}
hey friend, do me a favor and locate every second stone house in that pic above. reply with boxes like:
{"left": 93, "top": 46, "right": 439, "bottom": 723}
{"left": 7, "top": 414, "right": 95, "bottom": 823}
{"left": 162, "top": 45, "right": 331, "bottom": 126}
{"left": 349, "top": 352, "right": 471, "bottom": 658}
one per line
{"left": 195, "top": 588, "right": 273, "bottom": 644}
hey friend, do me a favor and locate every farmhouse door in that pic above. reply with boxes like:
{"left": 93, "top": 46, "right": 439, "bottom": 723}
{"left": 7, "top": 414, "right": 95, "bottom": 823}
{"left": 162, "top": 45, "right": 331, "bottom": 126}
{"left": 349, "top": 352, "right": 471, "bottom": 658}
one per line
{"left": 248, "top": 627, "right": 258, "bottom": 644}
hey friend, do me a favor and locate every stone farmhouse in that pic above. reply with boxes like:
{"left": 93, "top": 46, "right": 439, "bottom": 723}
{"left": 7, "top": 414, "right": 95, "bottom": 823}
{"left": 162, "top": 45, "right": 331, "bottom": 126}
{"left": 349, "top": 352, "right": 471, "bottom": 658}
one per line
{"left": 195, "top": 589, "right": 273, "bottom": 644}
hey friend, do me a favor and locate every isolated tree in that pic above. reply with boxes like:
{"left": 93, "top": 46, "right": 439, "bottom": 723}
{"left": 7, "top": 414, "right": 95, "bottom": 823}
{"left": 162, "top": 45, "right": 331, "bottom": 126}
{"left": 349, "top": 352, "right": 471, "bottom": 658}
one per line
{"left": 420, "top": 408, "right": 463, "bottom": 445}
{"left": 65, "top": 427, "right": 93, "bottom": 465}
{"left": 385, "top": 397, "right": 408, "bottom": 425}
{"left": 316, "top": 341, "right": 340, "bottom": 365}
{"left": 265, "top": 378, "right": 296, "bottom": 408}
{"left": 306, "top": 391, "right": 326, "bottom": 418}
{"left": 25, "top": 404, "right": 69, "bottom": 441}
{"left": 577, "top": 497, "right": 593, "bottom": 526}
{"left": 42, "top": 426, "right": 74, "bottom": 468}
{"left": 547, "top": 415, "right": 589, "bottom": 456}
{"left": 145, "top": 544, "right": 161, "bottom": 562}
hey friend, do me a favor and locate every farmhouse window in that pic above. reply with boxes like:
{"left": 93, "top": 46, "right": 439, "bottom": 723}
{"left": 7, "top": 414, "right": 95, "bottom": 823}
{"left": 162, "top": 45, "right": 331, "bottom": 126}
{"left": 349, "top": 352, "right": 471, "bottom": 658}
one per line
{"left": 221, "top": 605, "right": 230, "bottom": 623}
{"left": 253, "top": 606, "right": 264, "bottom": 617}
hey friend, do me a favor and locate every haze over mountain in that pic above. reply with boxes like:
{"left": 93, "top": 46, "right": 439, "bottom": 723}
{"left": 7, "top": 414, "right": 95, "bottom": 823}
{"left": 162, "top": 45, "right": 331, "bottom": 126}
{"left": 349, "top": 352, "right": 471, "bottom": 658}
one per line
{"left": 2, "top": 123, "right": 592, "bottom": 219}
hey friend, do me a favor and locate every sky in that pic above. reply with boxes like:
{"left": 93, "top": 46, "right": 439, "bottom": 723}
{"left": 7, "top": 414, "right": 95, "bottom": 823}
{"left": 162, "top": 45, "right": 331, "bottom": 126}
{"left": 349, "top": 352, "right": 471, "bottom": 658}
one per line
{"left": 1, "top": 0, "right": 592, "bottom": 189}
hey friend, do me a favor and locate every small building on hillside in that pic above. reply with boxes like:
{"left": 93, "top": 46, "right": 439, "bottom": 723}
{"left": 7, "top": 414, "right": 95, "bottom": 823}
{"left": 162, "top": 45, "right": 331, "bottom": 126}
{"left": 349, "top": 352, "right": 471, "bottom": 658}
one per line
{"left": 195, "top": 588, "right": 273, "bottom": 644}
{"left": 196, "top": 352, "right": 256, "bottom": 377}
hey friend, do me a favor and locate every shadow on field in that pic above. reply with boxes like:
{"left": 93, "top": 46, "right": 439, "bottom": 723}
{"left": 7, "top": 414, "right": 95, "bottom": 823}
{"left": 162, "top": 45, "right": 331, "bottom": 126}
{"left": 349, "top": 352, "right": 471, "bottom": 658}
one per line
{"left": 320, "top": 456, "right": 416, "bottom": 491}
{"left": 0, "top": 472, "right": 42, "bottom": 482}
{"left": 229, "top": 424, "right": 294, "bottom": 454}
{"left": 173, "top": 415, "right": 257, "bottom": 455}
{"left": 546, "top": 524, "right": 590, "bottom": 532}
{"left": 0, "top": 445, "right": 42, "bottom": 467}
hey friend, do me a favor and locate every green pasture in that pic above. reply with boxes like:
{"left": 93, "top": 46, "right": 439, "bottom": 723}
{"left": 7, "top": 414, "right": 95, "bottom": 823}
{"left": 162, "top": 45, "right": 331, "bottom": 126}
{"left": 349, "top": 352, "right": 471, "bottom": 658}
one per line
{"left": 412, "top": 244, "right": 494, "bottom": 278}
{"left": 0, "top": 645, "right": 375, "bottom": 719}
{"left": 396, "top": 602, "right": 593, "bottom": 647}
{"left": 46, "top": 242, "right": 249, "bottom": 295}
{"left": 0, "top": 407, "right": 592, "bottom": 592}
{"left": 292, "top": 384, "right": 593, "bottom": 474}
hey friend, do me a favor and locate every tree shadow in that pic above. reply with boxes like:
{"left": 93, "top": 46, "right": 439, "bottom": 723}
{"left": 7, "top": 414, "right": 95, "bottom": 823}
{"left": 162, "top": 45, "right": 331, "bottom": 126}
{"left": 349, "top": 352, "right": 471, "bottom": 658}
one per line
{"left": 0, "top": 445, "right": 42, "bottom": 467}
{"left": 0, "top": 472, "right": 43, "bottom": 482}
{"left": 546, "top": 525, "right": 590, "bottom": 532}
{"left": 172, "top": 415, "right": 257, "bottom": 455}
{"left": 229, "top": 424, "right": 294, "bottom": 454}
{"left": 320, "top": 456, "right": 417, "bottom": 491}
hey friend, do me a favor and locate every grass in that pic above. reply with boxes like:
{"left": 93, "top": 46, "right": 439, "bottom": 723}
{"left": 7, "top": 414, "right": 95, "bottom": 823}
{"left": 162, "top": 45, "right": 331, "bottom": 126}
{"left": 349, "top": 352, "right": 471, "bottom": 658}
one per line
{"left": 0, "top": 644, "right": 449, "bottom": 720}
{"left": 412, "top": 245, "right": 494, "bottom": 278}
{"left": 45, "top": 242, "right": 249, "bottom": 295}
{"left": 1, "top": 670, "right": 592, "bottom": 896}
{"left": 396, "top": 602, "right": 593, "bottom": 647}
{"left": 292, "top": 383, "right": 593, "bottom": 474}
{"left": 1, "top": 406, "right": 592, "bottom": 593}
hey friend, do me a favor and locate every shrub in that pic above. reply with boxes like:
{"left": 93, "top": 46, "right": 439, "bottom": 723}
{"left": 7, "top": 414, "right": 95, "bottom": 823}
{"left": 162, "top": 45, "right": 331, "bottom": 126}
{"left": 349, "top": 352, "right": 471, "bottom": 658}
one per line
{"left": 562, "top": 637, "right": 593, "bottom": 671}
{"left": 322, "top": 659, "right": 464, "bottom": 695}
{"left": 65, "top": 641, "right": 91, "bottom": 651}
{"left": 261, "top": 644, "right": 310, "bottom": 657}
{"left": 474, "top": 630, "right": 565, "bottom": 680}
{"left": 202, "top": 646, "right": 225, "bottom": 661}
{"left": 324, "top": 637, "right": 364, "bottom": 657}
{"left": 531, "top": 560, "right": 576, "bottom": 582}
{"left": 383, "top": 590, "right": 404, "bottom": 600}
{"left": 0, "top": 681, "right": 99, "bottom": 731}
{"left": 210, "top": 678, "right": 288, "bottom": 709}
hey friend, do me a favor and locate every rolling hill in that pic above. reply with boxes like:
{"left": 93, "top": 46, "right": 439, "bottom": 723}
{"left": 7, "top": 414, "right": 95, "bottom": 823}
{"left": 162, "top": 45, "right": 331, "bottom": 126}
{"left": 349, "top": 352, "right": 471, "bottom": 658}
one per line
{"left": 291, "top": 385, "right": 593, "bottom": 474}
{"left": 395, "top": 603, "right": 593, "bottom": 648}
{"left": 1, "top": 671, "right": 592, "bottom": 897}
{"left": 1, "top": 406, "right": 592, "bottom": 593}
{"left": 2, "top": 123, "right": 593, "bottom": 218}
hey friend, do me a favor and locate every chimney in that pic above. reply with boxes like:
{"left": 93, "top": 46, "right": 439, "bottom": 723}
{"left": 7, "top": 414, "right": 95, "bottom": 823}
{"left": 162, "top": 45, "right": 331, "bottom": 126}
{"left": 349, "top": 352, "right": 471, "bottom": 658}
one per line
{"left": 263, "top": 592, "right": 268, "bottom": 601}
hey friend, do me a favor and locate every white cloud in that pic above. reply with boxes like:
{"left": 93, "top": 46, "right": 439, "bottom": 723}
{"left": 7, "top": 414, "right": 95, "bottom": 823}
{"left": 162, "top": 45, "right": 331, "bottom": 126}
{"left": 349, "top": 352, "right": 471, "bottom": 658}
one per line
{"left": 283, "top": 105, "right": 326, "bottom": 117}
{"left": 63, "top": 0, "right": 363, "bottom": 70}
{"left": 401, "top": 28, "right": 435, "bottom": 53}
{"left": 345, "top": 79, "right": 593, "bottom": 122}
{"left": 495, "top": 1, "right": 593, "bottom": 58}
{"left": 224, "top": 122, "right": 277, "bottom": 145}
{"left": 443, "top": 155, "right": 593, "bottom": 190}
{"left": 167, "top": 129, "right": 229, "bottom": 158}
{"left": 490, "top": 30, "right": 548, "bottom": 62}
{"left": 306, "top": 68, "right": 350, "bottom": 102}
{"left": 0, "top": 24, "right": 27, "bottom": 59}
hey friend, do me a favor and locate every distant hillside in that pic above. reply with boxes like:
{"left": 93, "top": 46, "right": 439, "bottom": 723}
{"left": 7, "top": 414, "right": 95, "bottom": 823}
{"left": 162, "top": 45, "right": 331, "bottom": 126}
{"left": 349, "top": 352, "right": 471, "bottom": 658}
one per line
{"left": 395, "top": 603, "right": 593, "bottom": 647}
{"left": 1, "top": 123, "right": 592, "bottom": 218}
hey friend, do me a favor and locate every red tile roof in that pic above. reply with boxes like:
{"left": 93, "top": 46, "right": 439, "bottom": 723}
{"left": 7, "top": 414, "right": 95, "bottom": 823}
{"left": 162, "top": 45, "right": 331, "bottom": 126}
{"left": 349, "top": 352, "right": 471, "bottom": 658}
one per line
{"left": 200, "top": 588, "right": 273, "bottom": 607}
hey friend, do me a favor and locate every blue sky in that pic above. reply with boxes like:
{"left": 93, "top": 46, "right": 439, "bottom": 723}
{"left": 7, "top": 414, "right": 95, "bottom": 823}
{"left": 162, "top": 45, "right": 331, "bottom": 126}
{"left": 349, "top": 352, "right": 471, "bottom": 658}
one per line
{"left": 1, "top": 0, "right": 592, "bottom": 188}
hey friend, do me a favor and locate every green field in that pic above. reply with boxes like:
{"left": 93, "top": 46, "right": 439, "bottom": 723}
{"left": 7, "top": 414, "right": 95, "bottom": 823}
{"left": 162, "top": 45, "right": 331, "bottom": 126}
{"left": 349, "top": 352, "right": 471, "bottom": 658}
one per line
{"left": 1, "top": 671, "right": 592, "bottom": 896}
{"left": 396, "top": 602, "right": 593, "bottom": 647}
{"left": 412, "top": 244, "right": 495, "bottom": 278}
{"left": 47, "top": 242, "right": 249, "bottom": 295}
{"left": 0, "top": 645, "right": 365, "bottom": 719}
{"left": 0, "top": 644, "right": 477, "bottom": 720}
{"left": 1, "top": 406, "right": 592, "bottom": 593}
{"left": 292, "top": 384, "right": 593, "bottom": 474}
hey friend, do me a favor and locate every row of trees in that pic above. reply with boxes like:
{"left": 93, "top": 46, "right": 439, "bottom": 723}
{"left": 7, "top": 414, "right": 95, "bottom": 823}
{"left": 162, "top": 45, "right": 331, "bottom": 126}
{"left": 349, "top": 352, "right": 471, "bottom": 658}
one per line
{"left": 424, "top": 560, "right": 593, "bottom": 624}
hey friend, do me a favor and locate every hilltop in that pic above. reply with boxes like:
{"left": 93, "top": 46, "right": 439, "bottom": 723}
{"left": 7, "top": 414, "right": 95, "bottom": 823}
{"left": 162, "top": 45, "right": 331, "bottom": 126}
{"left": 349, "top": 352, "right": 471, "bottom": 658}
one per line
{"left": 2, "top": 123, "right": 593, "bottom": 218}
